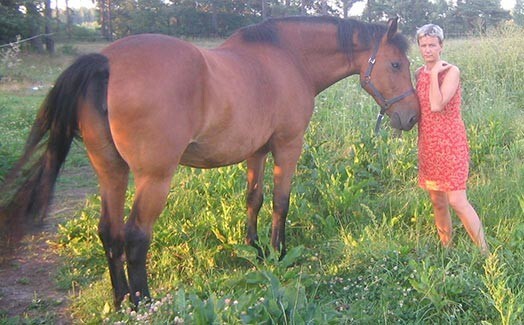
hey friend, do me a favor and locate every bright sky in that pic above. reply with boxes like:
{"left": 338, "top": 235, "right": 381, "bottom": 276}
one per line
{"left": 55, "top": 0, "right": 516, "bottom": 11}
{"left": 349, "top": 2, "right": 366, "bottom": 16}
{"left": 52, "top": 0, "right": 94, "bottom": 9}
{"left": 502, "top": 0, "right": 516, "bottom": 10}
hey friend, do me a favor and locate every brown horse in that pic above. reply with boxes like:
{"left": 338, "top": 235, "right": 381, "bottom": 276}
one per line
{"left": 0, "top": 16, "right": 419, "bottom": 307}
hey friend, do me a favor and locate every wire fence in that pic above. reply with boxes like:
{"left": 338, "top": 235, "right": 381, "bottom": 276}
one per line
{"left": 0, "top": 33, "right": 55, "bottom": 49}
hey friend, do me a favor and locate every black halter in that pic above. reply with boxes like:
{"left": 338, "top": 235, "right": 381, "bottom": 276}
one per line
{"left": 360, "top": 38, "right": 415, "bottom": 133}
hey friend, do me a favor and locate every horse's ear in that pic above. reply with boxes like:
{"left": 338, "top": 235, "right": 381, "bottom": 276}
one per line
{"left": 386, "top": 17, "right": 399, "bottom": 41}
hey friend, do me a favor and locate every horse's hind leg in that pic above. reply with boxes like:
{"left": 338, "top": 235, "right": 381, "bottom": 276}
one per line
{"left": 97, "top": 159, "right": 130, "bottom": 307}
{"left": 246, "top": 150, "right": 268, "bottom": 258}
{"left": 125, "top": 173, "right": 173, "bottom": 305}
{"left": 78, "top": 104, "right": 130, "bottom": 308}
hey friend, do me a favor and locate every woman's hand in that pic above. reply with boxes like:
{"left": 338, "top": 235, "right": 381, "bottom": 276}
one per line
{"left": 431, "top": 60, "right": 452, "bottom": 75}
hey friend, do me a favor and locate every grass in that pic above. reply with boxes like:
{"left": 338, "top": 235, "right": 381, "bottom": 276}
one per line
{"left": 1, "top": 28, "right": 523, "bottom": 323}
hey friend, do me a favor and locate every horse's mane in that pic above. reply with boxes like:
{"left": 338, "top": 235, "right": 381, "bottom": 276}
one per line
{"left": 239, "top": 16, "right": 409, "bottom": 56}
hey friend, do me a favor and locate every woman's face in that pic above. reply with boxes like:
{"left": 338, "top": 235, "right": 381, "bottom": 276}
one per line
{"left": 418, "top": 35, "right": 442, "bottom": 64}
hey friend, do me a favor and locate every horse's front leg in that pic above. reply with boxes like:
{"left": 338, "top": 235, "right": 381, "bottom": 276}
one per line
{"left": 124, "top": 175, "right": 172, "bottom": 306}
{"left": 271, "top": 139, "right": 303, "bottom": 258}
{"left": 245, "top": 151, "right": 268, "bottom": 258}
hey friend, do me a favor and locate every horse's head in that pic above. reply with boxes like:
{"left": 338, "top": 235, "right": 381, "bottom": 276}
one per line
{"left": 359, "top": 18, "right": 420, "bottom": 131}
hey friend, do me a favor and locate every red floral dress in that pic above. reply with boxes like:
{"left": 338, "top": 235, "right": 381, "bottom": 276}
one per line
{"left": 416, "top": 68, "right": 469, "bottom": 191}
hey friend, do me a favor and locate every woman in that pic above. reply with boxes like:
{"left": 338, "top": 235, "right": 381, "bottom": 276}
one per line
{"left": 415, "top": 24, "right": 488, "bottom": 254}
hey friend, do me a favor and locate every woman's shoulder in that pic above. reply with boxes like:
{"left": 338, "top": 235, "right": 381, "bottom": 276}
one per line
{"left": 444, "top": 63, "right": 460, "bottom": 76}
{"left": 440, "top": 64, "right": 460, "bottom": 83}
{"left": 415, "top": 66, "right": 425, "bottom": 81}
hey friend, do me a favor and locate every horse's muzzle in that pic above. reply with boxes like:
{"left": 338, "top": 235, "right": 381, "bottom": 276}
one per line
{"left": 390, "top": 111, "right": 419, "bottom": 131}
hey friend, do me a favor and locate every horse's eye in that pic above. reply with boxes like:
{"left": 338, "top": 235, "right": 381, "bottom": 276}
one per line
{"left": 391, "top": 62, "right": 401, "bottom": 70}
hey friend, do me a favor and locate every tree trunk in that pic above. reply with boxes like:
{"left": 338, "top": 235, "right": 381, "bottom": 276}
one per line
{"left": 107, "top": 0, "right": 112, "bottom": 40}
{"left": 261, "top": 0, "right": 267, "bottom": 19}
{"left": 25, "top": 1, "right": 44, "bottom": 53}
{"left": 44, "top": 0, "right": 54, "bottom": 54}
{"left": 211, "top": 0, "right": 218, "bottom": 35}
{"left": 99, "top": 0, "right": 105, "bottom": 38}
{"left": 65, "top": 0, "right": 72, "bottom": 39}
{"left": 99, "top": 0, "right": 113, "bottom": 41}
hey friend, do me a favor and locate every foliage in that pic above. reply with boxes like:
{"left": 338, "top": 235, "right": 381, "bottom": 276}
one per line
{"left": 1, "top": 29, "right": 523, "bottom": 323}
{"left": 514, "top": 0, "right": 524, "bottom": 26}
{"left": 103, "top": 0, "right": 515, "bottom": 39}
{"left": 111, "top": 0, "right": 173, "bottom": 38}
{"left": 450, "top": 0, "right": 511, "bottom": 36}
{"left": 56, "top": 24, "right": 102, "bottom": 42}
{"left": 363, "top": 0, "right": 440, "bottom": 35}
{"left": 0, "top": 35, "right": 22, "bottom": 77}
{"left": 171, "top": 4, "right": 258, "bottom": 38}
{"left": 1, "top": 0, "right": 520, "bottom": 50}
{"left": 363, "top": 0, "right": 511, "bottom": 37}
{"left": 0, "top": 1, "right": 27, "bottom": 44}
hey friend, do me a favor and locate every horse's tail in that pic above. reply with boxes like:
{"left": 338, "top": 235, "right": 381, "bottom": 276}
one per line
{"left": 0, "top": 53, "right": 109, "bottom": 242}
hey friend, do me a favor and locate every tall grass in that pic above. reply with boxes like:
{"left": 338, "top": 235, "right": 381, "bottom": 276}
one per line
{"left": 2, "top": 28, "right": 523, "bottom": 323}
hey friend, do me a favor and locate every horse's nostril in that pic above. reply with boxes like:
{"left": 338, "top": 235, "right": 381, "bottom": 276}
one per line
{"left": 400, "top": 114, "right": 419, "bottom": 131}
{"left": 409, "top": 114, "right": 419, "bottom": 125}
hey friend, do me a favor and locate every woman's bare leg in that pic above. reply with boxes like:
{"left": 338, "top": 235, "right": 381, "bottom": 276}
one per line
{"left": 447, "top": 190, "right": 488, "bottom": 254}
{"left": 428, "top": 190, "right": 453, "bottom": 247}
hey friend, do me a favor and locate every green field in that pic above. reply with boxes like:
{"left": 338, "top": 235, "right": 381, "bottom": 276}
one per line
{"left": 1, "top": 28, "right": 523, "bottom": 323}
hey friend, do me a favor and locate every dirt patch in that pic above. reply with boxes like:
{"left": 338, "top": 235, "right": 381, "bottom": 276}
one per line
{"left": 0, "top": 166, "right": 96, "bottom": 323}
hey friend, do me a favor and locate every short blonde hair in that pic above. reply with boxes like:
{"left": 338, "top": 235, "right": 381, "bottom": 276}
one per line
{"left": 416, "top": 24, "right": 444, "bottom": 44}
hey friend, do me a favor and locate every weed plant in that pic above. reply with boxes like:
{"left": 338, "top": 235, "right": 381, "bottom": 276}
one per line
{"left": 0, "top": 36, "right": 22, "bottom": 77}
{"left": 1, "top": 30, "right": 523, "bottom": 323}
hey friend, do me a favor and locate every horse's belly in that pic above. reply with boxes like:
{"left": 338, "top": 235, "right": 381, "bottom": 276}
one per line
{"left": 179, "top": 141, "right": 255, "bottom": 168}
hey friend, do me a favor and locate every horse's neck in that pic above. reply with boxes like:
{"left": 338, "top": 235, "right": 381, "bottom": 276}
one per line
{"left": 279, "top": 25, "right": 364, "bottom": 94}
{"left": 221, "top": 21, "right": 369, "bottom": 95}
